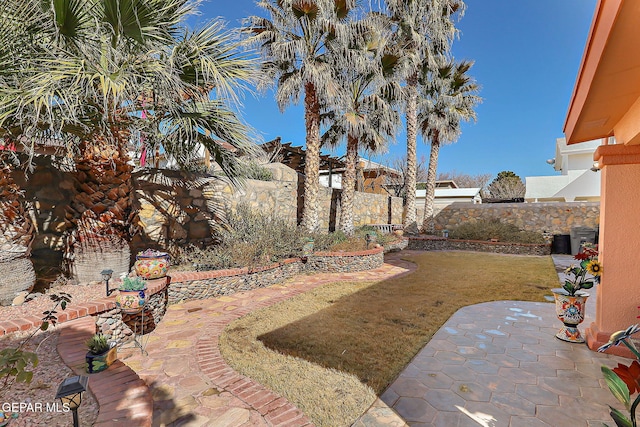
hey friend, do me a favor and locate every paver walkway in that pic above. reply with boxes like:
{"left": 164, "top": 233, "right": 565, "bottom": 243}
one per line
{"left": 379, "top": 253, "right": 629, "bottom": 427}
{"left": 116, "top": 257, "right": 415, "bottom": 427}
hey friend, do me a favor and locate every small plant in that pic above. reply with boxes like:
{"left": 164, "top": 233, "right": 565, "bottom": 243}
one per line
{"left": 119, "top": 275, "right": 146, "bottom": 291}
{"left": 599, "top": 324, "right": 640, "bottom": 426}
{"left": 558, "top": 243, "right": 602, "bottom": 296}
{"left": 0, "top": 293, "right": 71, "bottom": 392}
{"left": 86, "top": 334, "right": 110, "bottom": 355}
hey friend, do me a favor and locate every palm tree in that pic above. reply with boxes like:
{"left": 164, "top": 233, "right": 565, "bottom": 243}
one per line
{"left": 384, "top": 0, "right": 465, "bottom": 233}
{"left": 245, "top": 0, "right": 355, "bottom": 232}
{"left": 420, "top": 59, "right": 481, "bottom": 232}
{"left": 321, "top": 16, "right": 400, "bottom": 235}
{"left": 1, "top": 0, "right": 259, "bottom": 281}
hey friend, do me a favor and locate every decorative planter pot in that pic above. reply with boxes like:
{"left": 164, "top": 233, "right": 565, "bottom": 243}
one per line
{"left": 552, "top": 289, "right": 589, "bottom": 343}
{"left": 86, "top": 344, "right": 117, "bottom": 374}
{"left": 302, "top": 239, "right": 314, "bottom": 257}
{"left": 116, "top": 288, "right": 147, "bottom": 314}
{"left": 134, "top": 249, "right": 170, "bottom": 279}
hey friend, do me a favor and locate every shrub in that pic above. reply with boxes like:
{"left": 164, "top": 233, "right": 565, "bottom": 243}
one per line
{"left": 448, "top": 218, "right": 546, "bottom": 244}
{"left": 174, "top": 203, "right": 306, "bottom": 270}
{"left": 172, "top": 205, "right": 401, "bottom": 271}
{"left": 240, "top": 160, "right": 273, "bottom": 181}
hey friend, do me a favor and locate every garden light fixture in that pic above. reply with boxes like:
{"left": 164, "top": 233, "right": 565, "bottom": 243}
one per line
{"left": 55, "top": 375, "right": 88, "bottom": 427}
{"left": 101, "top": 269, "right": 114, "bottom": 297}
{"left": 365, "top": 233, "right": 373, "bottom": 249}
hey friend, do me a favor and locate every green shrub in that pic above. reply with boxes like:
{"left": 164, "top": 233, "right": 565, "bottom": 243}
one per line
{"left": 241, "top": 160, "right": 273, "bottom": 181}
{"left": 174, "top": 203, "right": 306, "bottom": 270}
{"left": 309, "top": 230, "right": 348, "bottom": 251}
{"left": 448, "top": 218, "right": 546, "bottom": 244}
{"left": 172, "top": 205, "right": 403, "bottom": 271}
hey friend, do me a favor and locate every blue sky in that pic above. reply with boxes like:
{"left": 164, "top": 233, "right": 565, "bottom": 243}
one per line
{"left": 197, "top": 0, "right": 597, "bottom": 180}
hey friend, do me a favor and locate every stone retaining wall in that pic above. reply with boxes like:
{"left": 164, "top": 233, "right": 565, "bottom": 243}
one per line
{"left": 433, "top": 202, "right": 600, "bottom": 234}
{"left": 408, "top": 237, "right": 551, "bottom": 256}
{"left": 95, "top": 278, "right": 168, "bottom": 343}
{"left": 166, "top": 248, "right": 383, "bottom": 304}
{"left": 0, "top": 247, "right": 388, "bottom": 339}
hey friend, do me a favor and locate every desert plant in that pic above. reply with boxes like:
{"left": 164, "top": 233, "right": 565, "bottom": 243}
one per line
{"left": 241, "top": 160, "right": 274, "bottom": 181}
{"left": 85, "top": 334, "right": 110, "bottom": 355}
{"left": 448, "top": 218, "right": 546, "bottom": 244}
{"left": 119, "top": 276, "right": 147, "bottom": 291}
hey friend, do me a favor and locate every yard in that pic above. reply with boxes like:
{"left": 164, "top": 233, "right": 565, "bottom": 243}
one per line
{"left": 219, "top": 251, "right": 560, "bottom": 426}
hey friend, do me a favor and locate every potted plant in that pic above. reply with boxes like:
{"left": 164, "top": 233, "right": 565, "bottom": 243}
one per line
{"left": 115, "top": 275, "right": 147, "bottom": 314}
{"left": 598, "top": 324, "right": 640, "bottom": 426}
{"left": 552, "top": 243, "right": 602, "bottom": 343}
{"left": 134, "top": 248, "right": 170, "bottom": 279}
{"left": 85, "top": 334, "right": 117, "bottom": 374}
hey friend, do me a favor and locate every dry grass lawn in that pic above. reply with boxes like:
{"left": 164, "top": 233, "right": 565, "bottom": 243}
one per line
{"left": 219, "top": 251, "right": 559, "bottom": 426}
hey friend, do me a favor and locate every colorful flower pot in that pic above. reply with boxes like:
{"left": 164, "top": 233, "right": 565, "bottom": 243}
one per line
{"left": 134, "top": 249, "right": 170, "bottom": 279}
{"left": 552, "top": 289, "right": 589, "bottom": 343}
{"left": 85, "top": 345, "right": 117, "bottom": 374}
{"left": 116, "top": 288, "right": 147, "bottom": 314}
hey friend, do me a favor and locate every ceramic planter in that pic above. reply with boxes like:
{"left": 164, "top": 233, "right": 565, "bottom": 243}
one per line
{"left": 86, "top": 344, "right": 117, "bottom": 374}
{"left": 302, "top": 239, "right": 314, "bottom": 257}
{"left": 134, "top": 249, "right": 170, "bottom": 279}
{"left": 116, "top": 288, "right": 147, "bottom": 314}
{"left": 552, "top": 289, "right": 589, "bottom": 343}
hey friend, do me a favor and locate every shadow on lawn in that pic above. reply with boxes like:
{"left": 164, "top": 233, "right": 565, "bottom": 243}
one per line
{"left": 257, "top": 251, "right": 556, "bottom": 394}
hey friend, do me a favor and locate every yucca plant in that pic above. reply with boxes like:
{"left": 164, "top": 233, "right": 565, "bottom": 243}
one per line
{"left": 86, "top": 334, "right": 110, "bottom": 356}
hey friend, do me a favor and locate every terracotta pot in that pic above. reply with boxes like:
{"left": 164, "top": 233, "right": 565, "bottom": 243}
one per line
{"left": 552, "top": 289, "right": 589, "bottom": 343}
{"left": 85, "top": 345, "right": 117, "bottom": 374}
{"left": 134, "top": 249, "right": 170, "bottom": 279}
{"left": 116, "top": 288, "right": 147, "bottom": 314}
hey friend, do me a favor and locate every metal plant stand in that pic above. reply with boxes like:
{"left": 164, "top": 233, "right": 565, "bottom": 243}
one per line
{"left": 120, "top": 308, "right": 149, "bottom": 356}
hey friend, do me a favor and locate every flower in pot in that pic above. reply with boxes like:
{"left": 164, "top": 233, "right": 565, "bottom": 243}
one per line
{"left": 552, "top": 243, "right": 602, "bottom": 343}
{"left": 115, "top": 275, "right": 147, "bottom": 314}
{"left": 598, "top": 325, "right": 640, "bottom": 426}
{"left": 85, "top": 334, "right": 117, "bottom": 374}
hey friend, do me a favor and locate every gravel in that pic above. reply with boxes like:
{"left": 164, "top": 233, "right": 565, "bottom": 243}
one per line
{"left": 0, "top": 281, "right": 107, "bottom": 426}
{"left": 0, "top": 330, "right": 98, "bottom": 426}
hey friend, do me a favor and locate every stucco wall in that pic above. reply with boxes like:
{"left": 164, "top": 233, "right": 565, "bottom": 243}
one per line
{"left": 433, "top": 202, "right": 600, "bottom": 234}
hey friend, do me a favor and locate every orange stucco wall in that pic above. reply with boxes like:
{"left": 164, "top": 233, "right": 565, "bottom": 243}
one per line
{"left": 586, "top": 144, "right": 640, "bottom": 352}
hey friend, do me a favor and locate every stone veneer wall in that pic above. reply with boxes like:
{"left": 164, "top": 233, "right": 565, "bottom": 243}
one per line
{"left": 408, "top": 237, "right": 551, "bottom": 256}
{"left": 433, "top": 202, "right": 600, "bottom": 234}
{"left": 315, "top": 186, "right": 403, "bottom": 232}
{"left": 95, "top": 278, "right": 168, "bottom": 343}
{"left": 0, "top": 248, "right": 386, "bottom": 338}
{"left": 133, "top": 164, "right": 402, "bottom": 251}
{"left": 167, "top": 248, "right": 383, "bottom": 304}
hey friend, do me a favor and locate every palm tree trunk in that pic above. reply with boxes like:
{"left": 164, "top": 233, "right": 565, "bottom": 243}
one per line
{"left": 422, "top": 135, "right": 440, "bottom": 233}
{"left": 0, "top": 162, "right": 36, "bottom": 304}
{"left": 339, "top": 135, "right": 358, "bottom": 235}
{"left": 404, "top": 72, "right": 419, "bottom": 234}
{"left": 302, "top": 82, "right": 321, "bottom": 233}
{"left": 65, "top": 132, "right": 136, "bottom": 283}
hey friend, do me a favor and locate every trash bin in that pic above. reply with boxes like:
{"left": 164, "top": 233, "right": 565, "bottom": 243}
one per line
{"left": 552, "top": 234, "right": 571, "bottom": 254}
{"left": 570, "top": 226, "right": 597, "bottom": 255}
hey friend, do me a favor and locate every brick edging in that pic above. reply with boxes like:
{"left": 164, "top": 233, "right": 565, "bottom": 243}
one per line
{"left": 0, "top": 278, "right": 169, "bottom": 337}
{"left": 197, "top": 338, "right": 313, "bottom": 427}
{"left": 57, "top": 316, "right": 153, "bottom": 426}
